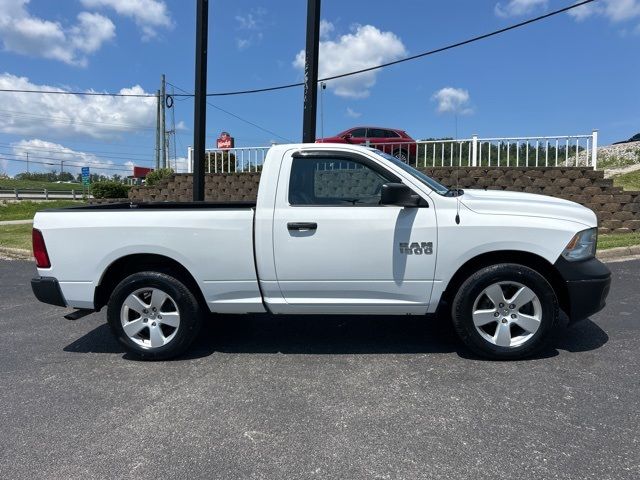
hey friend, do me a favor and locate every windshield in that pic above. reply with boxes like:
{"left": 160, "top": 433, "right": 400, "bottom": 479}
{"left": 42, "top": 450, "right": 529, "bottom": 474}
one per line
{"left": 369, "top": 149, "right": 450, "bottom": 195}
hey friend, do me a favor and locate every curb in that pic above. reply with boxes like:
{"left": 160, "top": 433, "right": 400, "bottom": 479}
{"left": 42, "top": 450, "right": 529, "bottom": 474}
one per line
{"left": 0, "top": 219, "right": 34, "bottom": 225}
{"left": 597, "top": 245, "right": 640, "bottom": 261}
{"left": 0, "top": 246, "right": 32, "bottom": 260}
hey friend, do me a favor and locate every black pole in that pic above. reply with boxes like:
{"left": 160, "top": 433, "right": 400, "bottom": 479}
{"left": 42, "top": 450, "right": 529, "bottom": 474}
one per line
{"left": 192, "top": 0, "right": 209, "bottom": 201}
{"left": 302, "top": 0, "right": 321, "bottom": 143}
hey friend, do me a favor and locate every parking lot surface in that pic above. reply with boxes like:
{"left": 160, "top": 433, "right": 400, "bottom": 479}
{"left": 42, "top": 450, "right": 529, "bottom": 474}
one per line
{"left": 0, "top": 259, "right": 638, "bottom": 479}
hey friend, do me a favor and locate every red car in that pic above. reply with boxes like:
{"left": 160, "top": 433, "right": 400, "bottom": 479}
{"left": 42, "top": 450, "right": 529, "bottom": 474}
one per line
{"left": 316, "top": 126, "right": 417, "bottom": 162}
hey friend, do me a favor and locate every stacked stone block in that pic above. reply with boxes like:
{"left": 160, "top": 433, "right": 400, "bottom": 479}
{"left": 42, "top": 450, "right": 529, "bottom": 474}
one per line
{"left": 128, "top": 168, "right": 640, "bottom": 233}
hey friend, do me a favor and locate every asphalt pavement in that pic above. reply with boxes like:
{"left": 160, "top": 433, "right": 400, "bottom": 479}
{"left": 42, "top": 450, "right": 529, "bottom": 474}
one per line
{"left": 0, "top": 259, "right": 638, "bottom": 479}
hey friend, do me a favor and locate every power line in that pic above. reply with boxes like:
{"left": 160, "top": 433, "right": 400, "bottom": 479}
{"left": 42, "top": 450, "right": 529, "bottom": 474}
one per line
{"left": 0, "top": 89, "right": 156, "bottom": 97}
{"left": 0, "top": 150, "right": 131, "bottom": 169}
{"left": 0, "top": 144, "right": 154, "bottom": 163}
{"left": 0, "top": 108, "right": 156, "bottom": 131}
{"left": 1, "top": 156, "right": 133, "bottom": 172}
{"left": 179, "top": 0, "right": 599, "bottom": 98}
{"left": 0, "top": 0, "right": 596, "bottom": 102}
{"left": 166, "top": 81, "right": 293, "bottom": 142}
{"left": 0, "top": 149, "right": 143, "bottom": 170}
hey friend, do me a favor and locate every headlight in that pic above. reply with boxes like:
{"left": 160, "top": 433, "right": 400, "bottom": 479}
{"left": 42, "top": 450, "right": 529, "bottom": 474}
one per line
{"left": 562, "top": 227, "right": 597, "bottom": 261}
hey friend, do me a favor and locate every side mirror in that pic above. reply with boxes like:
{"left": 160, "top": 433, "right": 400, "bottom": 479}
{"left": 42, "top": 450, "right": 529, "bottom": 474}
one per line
{"left": 343, "top": 133, "right": 353, "bottom": 142}
{"left": 380, "top": 183, "right": 423, "bottom": 207}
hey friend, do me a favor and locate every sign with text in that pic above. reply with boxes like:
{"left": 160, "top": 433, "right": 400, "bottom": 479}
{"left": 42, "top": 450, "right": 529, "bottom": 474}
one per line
{"left": 216, "top": 131, "right": 234, "bottom": 150}
{"left": 81, "top": 167, "right": 90, "bottom": 186}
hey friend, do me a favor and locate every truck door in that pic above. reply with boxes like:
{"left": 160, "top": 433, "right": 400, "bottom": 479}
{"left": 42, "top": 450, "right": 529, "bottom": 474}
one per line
{"left": 271, "top": 150, "right": 437, "bottom": 315}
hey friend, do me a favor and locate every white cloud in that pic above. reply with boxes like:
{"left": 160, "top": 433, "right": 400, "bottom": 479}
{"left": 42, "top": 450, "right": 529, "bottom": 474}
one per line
{"left": 0, "top": 73, "right": 156, "bottom": 139}
{"left": 236, "top": 38, "right": 251, "bottom": 50}
{"left": 320, "top": 19, "right": 334, "bottom": 39}
{"left": 235, "top": 8, "right": 267, "bottom": 50}
{"left": 495, "top": 0, "right": 640, "bottom": 29}
{"left": 495, "top": 0, "right": 547, "bottom": 17}
{"left": 346, "top": 107, "right": 362, "bottom": 118}
{"left": 0, "top": 0, "right": 115, "bottom": 66}
{"left": 293, "top": 24, "right": 407, "bottom": 98}
{"left": 569, "top": 0, "right": 640, "bottom": 23}
{"left": 10, "top": 139, "right": 132, "bottom": 175}
{"left": 80, "top": 0, "right": 172, "bottom": 39}
{"left": 432, "top": 87, "right": 473, "bottom": 115}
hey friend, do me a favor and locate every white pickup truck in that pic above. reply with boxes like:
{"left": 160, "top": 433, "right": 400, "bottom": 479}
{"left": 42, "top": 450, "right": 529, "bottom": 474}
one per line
{"left": 31, "top": 144, "right": 611, "bottom": 360}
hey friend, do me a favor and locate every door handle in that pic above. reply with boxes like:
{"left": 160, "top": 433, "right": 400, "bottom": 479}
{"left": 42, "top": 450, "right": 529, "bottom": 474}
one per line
{"left": 287, "top": 222, "right": 317, "bottom": 231}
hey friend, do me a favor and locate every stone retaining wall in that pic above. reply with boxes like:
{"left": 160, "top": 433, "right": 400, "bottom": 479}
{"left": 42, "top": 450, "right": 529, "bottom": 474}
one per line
{"left": 128, "top": 168, "right": 640, "bottom": 233}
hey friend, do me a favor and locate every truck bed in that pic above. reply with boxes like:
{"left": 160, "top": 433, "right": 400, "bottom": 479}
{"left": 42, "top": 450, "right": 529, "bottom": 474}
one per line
{"left": 44, "top": 201, "right": 257, "bottom": 211}
{"left": 34, "top": 204, "right": 263, "bottom": 313}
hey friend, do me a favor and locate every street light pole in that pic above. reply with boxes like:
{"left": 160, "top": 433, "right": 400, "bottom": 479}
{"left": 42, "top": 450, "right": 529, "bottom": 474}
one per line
{"left": 192, "top": 0, "right": 209, "bottom": 201}
{"left": 302, "top": 0, "right": 321, "bottom": 143}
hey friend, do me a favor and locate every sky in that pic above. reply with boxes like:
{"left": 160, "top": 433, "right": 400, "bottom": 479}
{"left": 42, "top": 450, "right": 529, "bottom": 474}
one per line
{"left": 0, "top": 0, "right": 639, "bottom": 176}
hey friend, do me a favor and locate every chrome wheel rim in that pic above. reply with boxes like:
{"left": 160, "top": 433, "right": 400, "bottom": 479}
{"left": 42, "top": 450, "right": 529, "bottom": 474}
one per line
{"left": 394, "top": 150, "right": 407, "bottom": 162}
{"left": 120, "top": 287, "right": 180, "bottom": 349}
{"left": 472, "top": 281, "right": 542, "bottom": 348}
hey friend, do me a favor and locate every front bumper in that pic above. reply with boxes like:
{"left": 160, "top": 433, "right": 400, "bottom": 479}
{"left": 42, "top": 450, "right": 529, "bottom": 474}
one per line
{"left": 554, "top": 257, "right": 611, "bottom": 323}
{"left": 31, "top": 277, "right": 67, "bottom": 307}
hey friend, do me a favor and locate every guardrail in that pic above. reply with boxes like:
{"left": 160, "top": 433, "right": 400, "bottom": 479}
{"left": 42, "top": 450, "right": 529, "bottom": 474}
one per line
{"left": 186, "top": 131, "right": 599, "bottom": 173}
{"left": 0, "top": 188, "right": 88, "bottom": 200}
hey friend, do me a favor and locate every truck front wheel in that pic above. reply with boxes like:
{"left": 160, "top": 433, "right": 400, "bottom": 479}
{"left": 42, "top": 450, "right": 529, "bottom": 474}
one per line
{"left": 107, "top": 271, "right": 203, "bottom": 360}
{"left": 451, "top": 263, "right": 559, "bottom": 360}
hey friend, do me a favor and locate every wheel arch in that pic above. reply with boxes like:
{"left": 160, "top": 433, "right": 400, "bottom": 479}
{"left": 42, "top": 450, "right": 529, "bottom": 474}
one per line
{"left": 439, "top": 250, "right": 569, "bottom": 316}
{"left": 94, "top": 253, "right": 208, "bottom": 312}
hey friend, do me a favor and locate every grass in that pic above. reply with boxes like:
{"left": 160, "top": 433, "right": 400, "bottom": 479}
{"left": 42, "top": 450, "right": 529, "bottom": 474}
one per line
{"left": 0, "top": 200, "right": 85, "bottom": 221}
{"left": 598, "top": 232, "right": 640, "bottom": 250}
{"left": 0, "top": 224, "right": 32, "bottom": 250}
{"left": 0, "top": 178, "right": 83, "bottom": 191}
{"left": 612, "top": 170, "right": 640, "bottom": 192}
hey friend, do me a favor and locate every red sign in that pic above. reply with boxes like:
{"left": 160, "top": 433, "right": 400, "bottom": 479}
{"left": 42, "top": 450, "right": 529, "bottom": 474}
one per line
{"left": 217, "top": 131, "right": 234, "bottom": 150}
{"left": 133, "top": 166, "right": 153, "bottom": 178}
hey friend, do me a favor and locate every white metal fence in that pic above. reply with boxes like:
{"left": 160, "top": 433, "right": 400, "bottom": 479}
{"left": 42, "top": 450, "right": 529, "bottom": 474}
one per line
{"left": 187, "top": 131, "right": 599, "bottom": 173}
{"left": 187, "top": 147, "right": 269, "bottom": 174}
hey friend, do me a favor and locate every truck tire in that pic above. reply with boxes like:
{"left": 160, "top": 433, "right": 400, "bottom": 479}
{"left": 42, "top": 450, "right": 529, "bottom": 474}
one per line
{"left": 451, "top": 263, "right": 558, "bottom": 360}
{"left": 107, "top": 271, "right": 203, "bottom": 360}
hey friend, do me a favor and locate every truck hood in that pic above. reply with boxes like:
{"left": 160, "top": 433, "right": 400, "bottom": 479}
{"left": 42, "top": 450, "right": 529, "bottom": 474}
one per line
{"left": 460, "top": 189, "right": 596, "bottom": 227}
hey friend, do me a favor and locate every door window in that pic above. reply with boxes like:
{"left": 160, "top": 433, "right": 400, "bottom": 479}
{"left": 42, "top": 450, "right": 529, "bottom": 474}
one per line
{"left": 368, "top": 128, "right": 386, "bottom": 138}
{"left": 348, "top": 128, "right": 367, "bottom": 138}
{"left": 289, "top": 157, "right": 395, "bottom": 206}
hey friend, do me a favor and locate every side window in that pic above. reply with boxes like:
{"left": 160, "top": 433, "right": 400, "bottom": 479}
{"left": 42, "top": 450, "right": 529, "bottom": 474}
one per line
{"left": 384, "top": 130, "right": 401, "bottom": 138}
{"left": 368, "top": 128, "right": 386, "bottom": 138}
{"left": 349, "top": 128, "right": 366, "bottom": 138}
{"left": 289, "top": 157, "right": 395, "bottom": 206}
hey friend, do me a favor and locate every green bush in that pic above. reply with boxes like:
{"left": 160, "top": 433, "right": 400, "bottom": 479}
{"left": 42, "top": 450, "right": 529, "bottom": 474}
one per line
{"left": 145, "top": 168, "right": 174, "bottom": 187}
{"left": 91, "top": 181, "right": 130, "bottom": 199}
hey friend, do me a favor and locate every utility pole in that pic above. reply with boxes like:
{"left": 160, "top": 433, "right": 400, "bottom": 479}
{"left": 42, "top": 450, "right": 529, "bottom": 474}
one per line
{"left": 26, "top": 151, "right": 29, "bottom": 173}
{"left": 302, "top": 0, "right": 321, "bottom": 143}
{"left": 320, "top": 81, "right": 326, "bottom": 140}
{"left": 160, "top": 74, "right": 167, "bottom": 168}
{"left": 155, "top": 89, "right": 161, "bottom": 170}
{"left": 192, "top": 0, "right": 209, "bottom": 201}
{"left": 165, "top": 131, "right": 170, "bottom": 168}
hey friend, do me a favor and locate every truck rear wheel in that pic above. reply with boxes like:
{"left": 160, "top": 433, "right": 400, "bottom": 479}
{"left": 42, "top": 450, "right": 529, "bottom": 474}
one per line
{"left": 451, "top": 263, "right": 558, "bottom": 360}
{"left": 107, "top": 271, "right": 203, "bottom": 360}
